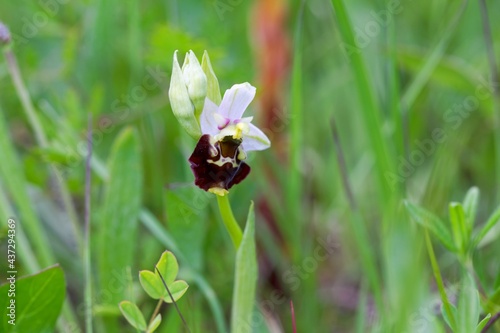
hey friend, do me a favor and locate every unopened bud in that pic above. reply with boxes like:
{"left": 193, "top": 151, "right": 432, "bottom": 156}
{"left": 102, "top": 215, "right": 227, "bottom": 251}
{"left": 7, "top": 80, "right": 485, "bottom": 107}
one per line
{"left": 182, "top": 50, "right": 207, "bottom": 118}
{"left": 168, "top": 50, "right": 202, "bottom": 139}
{"left": 0, "top": 22, "right": 11, "bottom": 46}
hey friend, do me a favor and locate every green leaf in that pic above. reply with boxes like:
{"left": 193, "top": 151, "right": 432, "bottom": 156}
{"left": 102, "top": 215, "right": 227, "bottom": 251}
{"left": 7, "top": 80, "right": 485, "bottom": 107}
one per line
{"left": 441, "top": 303, "right": 457, "bottom": 331}
{"left": 457, "top": 273, "right": 480, "bottom": 333}
{"left": 0, "top": 265, "right": 65, "bottom": 333}
{"left": 162, "top": 280, "right": 189, "bottom": 303}
{"left": 475, "top": 314, "right": 491, "bottom": 333}
{"left": 396, "top": 47, "right": 488, "bottom": 97}
{"left": 463, "top": 186, "right": 480, "bottom": 228}
{"left": 404, "top": 201, "right": 456, "bottom": 251}
{"left": 156, "top": 251, "right": 179, "bottom": 286}
{"left": 119, "top": 301, "right": 147, "bottom": 331}
{"left": 449, "top": 202, "right": 468, "bottom": 253}
{"left": 139, "top": 270, "right": 164, "bottom": 300}
{"left": 231, "top": 202, "right": 257, "bottom": 333}
{"left": 474, "top": 204, "right": 500, "bottom": 248}
{"left": 489, "top": 284, "right": 500, "bottom": 306}
{"left": 165, "top": 187, "right": 209, "bottom": 272}
{"left": 147, "top": 314, "right": 162, "bottom": 333}
{"left": 98, "top": 127, "right": 143, "bottom": 306}
{"left": 139, "top": 252, "right": 189, "bottom": 301}
{"left": 201, "top": 50, "right": 221, "bottom": 105}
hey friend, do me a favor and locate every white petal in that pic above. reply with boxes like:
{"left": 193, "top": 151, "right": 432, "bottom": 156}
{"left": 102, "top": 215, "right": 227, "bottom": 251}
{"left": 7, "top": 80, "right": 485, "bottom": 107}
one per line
{"left": 242, "top": 123, "right": 271, "bottom": 152}
{"left": 218, "top": 83, "right": 256, "bottom": 120}
{"left": 199, "top": 98, "right": 220, "bottom": 136}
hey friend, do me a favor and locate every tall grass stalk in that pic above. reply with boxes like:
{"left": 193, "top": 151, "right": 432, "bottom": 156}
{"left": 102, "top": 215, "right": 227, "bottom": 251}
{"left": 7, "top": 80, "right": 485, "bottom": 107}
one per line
{"left": 478, "top": 0, "right": 500, "bottom": 202}
{"left": 330, "top": 0, "right": 393, "bottom": 204}
{"left": 400, "top": 0, "right": 468, "bottom": 111}
{"left": 84, "top": 115, "right": 93, "bottom": 333}
{"left": 287, "top": 0, "right": 306, "bottom": 261}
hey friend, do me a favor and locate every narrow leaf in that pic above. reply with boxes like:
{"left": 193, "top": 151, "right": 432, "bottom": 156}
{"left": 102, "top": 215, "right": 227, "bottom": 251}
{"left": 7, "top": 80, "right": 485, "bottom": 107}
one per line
{"left": 457, "top": 273, "right": 480, "bottom": 333}
{"left": 441, "top": 303, "right": 458, "bottom": 331}
{"left": 463, "top": 186, "right": 480, "bottom": 228}
{"left": 98, "top": 127, "right": 143, "bottom": 306}
{"left": 231, "top": 202, "right": 257, "bottom": 333}
{"left": 119, "top": 301, "right": 147, "bottom": 331}
{"left": 474, "top": 205, "right": 500, "bottom": 248}
{"left": 449, "top": 202, "right": 468, "bottom": 252}
{"left": 405, "top": 201, "right": 456, "bottom": 251}
{"left": 475, "top": 314, "right": 491, "bottom": 333}
{"left": 147, "top": 314, "right": 162, "bottom": 333}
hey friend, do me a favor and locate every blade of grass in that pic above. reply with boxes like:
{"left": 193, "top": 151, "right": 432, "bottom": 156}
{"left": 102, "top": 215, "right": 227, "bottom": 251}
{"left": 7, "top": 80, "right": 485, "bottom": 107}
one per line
{"left": 400, "top": 0, "right": 469, "bottom": 110}
{"left": 424, "top": 230, "right": 457, "bottom": 330}
{"left": 230, "top": 202, "right": 257, "bottom": 333}
{"left": 330, "top": 118, "right": 383, "bottom": 311}
{"left": 287, "top": 0, "right": 306, "bottom": 261}
{"left": 84, "top": 114, "right": 93, "bottom": 333}
{"left": 330, "top": 0, "right": 394, "bottom": 203}
{"left": 478, "top": 0, "right": 500, "bottom": 202}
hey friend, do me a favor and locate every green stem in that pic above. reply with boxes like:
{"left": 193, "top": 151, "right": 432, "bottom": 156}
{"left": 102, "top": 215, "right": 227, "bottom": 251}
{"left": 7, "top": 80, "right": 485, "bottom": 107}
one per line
{"left": 424, "top": 230, "right": 456, "bottom": 330}
{"left": 216, "top": 194, "right": 243, "bottom": 249}
{"left": 148, "top": 298, "right": 163, "bottom": 328}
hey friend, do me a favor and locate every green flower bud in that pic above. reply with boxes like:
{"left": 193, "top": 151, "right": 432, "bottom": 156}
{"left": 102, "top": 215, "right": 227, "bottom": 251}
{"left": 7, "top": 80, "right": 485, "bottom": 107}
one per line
{"left": 168, "top": 50, "right": 202, "bottom": 139}
{"left": 182, "top": 51, "right": 207, "bottom": 118}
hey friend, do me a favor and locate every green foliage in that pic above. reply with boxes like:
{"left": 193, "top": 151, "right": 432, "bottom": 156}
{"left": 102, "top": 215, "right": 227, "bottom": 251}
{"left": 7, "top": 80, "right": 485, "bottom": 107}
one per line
{"left": 121, "top": 251, "right": 188, "bottom": 332}
{"left": 0, "top": 265, "right": 65, "bottom": 333}
{"left": 119, "top": 301, "right": 147, "bottom": 331}
{"left": 231, "top": 202, "right": 257, "bottom": 333}
{"left": 405, "top": 201, "right": 456, "bottom": 251}
{"left": 2, "top": 0, "right": 500, "bottom": 332}
{"left": 98, "top": 127, "right": 143, "bottom": 306}
{"left": 165, "top": 187, "right": 209, "bottom": 272}
{"left": 139, "top": 251, "right": 189, "bottom": 302}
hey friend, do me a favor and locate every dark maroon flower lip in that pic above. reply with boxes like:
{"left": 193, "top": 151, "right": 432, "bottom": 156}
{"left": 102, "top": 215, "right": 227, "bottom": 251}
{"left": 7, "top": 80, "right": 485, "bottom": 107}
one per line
{"left": 189, "top": 134, "right": 251, "bottom": 193}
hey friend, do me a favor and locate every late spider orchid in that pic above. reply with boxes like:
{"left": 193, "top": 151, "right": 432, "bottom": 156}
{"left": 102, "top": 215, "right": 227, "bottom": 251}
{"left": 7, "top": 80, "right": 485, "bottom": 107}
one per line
{"left": 189, "top": 83, "right": 271, "bottom": 196}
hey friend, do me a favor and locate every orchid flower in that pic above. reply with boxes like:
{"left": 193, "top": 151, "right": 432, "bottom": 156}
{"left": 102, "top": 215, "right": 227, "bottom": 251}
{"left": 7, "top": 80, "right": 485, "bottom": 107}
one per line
{"left": 189, "top": 83, "right": 270, "bottom": 195}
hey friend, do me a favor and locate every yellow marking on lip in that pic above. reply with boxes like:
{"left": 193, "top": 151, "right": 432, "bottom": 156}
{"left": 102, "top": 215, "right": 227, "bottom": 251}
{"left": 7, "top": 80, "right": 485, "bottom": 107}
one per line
{"left": 209, "top": 187, "right": 229, "bottom": 196}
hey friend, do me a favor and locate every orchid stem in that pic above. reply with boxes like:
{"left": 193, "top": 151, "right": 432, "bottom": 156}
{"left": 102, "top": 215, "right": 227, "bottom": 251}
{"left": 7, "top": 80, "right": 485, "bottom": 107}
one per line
{"left": 216, "top": 194, "right": 242, "bottom": 249}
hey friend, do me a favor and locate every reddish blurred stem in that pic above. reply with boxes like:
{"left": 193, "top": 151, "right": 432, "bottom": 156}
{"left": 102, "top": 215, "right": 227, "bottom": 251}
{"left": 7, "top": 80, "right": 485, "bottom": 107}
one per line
{"left": 290, "top": 299, "right": 297, "bottom": 333}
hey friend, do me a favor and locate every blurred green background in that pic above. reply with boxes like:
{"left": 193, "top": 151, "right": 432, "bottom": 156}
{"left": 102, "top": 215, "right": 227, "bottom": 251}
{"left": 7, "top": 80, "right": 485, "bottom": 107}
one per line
{"left": 1, "top": 0, "right": 500, "bottom": 332}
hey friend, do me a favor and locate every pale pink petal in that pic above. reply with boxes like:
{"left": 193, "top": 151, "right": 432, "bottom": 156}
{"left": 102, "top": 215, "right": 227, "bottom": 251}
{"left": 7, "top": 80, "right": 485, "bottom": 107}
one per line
{"left": 241, "top": 123, "right": 271, "bottom": 152}
{"left": 199, "top": 98, "right": 220, "bottom": 136}
{"left": 218, "top": 83, "right": 256, "bottom": 120}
